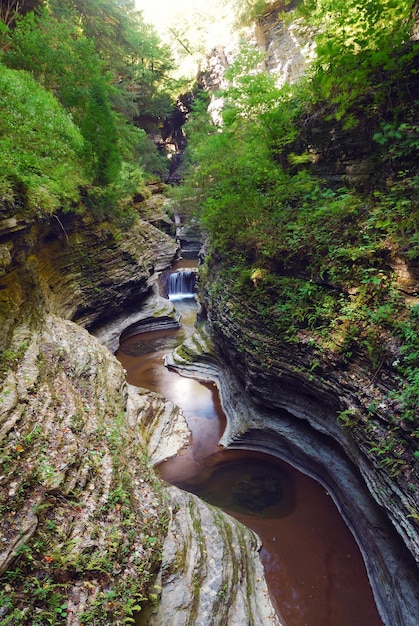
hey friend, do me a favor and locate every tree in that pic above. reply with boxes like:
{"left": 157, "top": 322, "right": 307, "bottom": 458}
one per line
{"left": 300, "top": 0, "right": 418, "bottom": 120}
{"left": 80, "top": 77, "right": 122, "bottom": 186}
{"left": 2, "top": 0, "right": 176, "bottom": 215}
{"left": 0, "top": 64, "right": 87, "bottom": 214}
{"left": 50, "top": 0, "right": 174, "bottom": 121}
{"left": 0, "top": 0, "right": 33, "bottom": 27}
{"left": 3, "top": 8, "right": 102, "bottom": 124}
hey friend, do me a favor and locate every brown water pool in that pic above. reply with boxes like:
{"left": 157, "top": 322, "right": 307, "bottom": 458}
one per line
{"left": 116, "top": 300, "right": 382, "bottom": 626}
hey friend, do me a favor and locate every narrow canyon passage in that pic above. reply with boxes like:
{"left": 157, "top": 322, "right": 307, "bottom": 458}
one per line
{"left": 115, "top": 271, "right": 382, "bottom": 626}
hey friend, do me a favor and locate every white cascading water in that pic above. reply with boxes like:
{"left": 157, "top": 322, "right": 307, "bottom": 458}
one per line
{"left": 167, "top": 270, "right": 196, "bottom": 300}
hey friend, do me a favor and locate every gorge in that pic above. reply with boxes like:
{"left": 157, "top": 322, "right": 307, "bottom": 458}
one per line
{"left": 1, "top": 0, "right": 419, "bottom": 625}
{"left": 115, "top": 271, "right": 383, "bottom": 626}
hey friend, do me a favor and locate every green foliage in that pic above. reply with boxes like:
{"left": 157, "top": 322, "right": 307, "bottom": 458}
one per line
{"left": 4, "top": 1, "right": 174, "bottom": 128}
{"left": 232, "top": 0, "right": 276, "bottom": 26}
{"left": 180, "top": 0, "right": 419, "bottom": 379}
{"left": 373, "top": 120, "right": 419, "bottom": 165}
{"left": 81, "top": 78, "right": 122, "bottom": 186}
{"left": 172, "top": 0, "right": 419, "bottom": 488}
{"left": 1, "top": 0, "right": 175, "bottom": 219}
{"left": 179, "top": 48, "right": 305, "bottom": 246}
{"left": 50, "top": 0, "right": 173, "bottom": 84}
{"left": 0, "top": 18, "right": 10, "bottom": 51}
{"left": 394, "top": 305, "right": 419, "bottom": 422}
{"left": 222, "top": 45, "right": 302, "bottom": 155}
{"left": 0, "top": 64, "right": 87, "bottom": 214}
{"left": 301, "top": 0, "right": 418, "bottom": 121}
{"left": 371, "top": 176, "right": 419, "bottom": 258}
{"left": 0, "top": 341, "right": 29, "bottom": 375}
{"left": 137, "top": 134, "right": 170, "bottom": 179}
{"left": 3, "top": 8, "right": 102, "bottom": 124}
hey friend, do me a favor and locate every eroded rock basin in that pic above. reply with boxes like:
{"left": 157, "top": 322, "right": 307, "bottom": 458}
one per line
{"left": 185, "top": 451, "right": 381, "bottom": 626}
{"left": 116, "top": 296, "right": 382, "bottom": 626}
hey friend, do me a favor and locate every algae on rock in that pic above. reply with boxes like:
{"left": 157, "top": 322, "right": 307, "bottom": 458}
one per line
{"left": 0, "top": 315, "right": 170, "bottom": 623}
{"left": 0, "top": 196, "right": 282, "bottom": 624}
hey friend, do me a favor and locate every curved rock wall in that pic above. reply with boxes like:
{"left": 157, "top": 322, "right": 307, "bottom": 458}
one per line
{"left": 0, "top": 315, "right": 171, "bottom": 623}
{"left": 0, "top": 192, "right": 178, "bottom": 353}
{"left": 148, "top": 486, "right": 283, "bottom": 626}
{"left": 0, "top": 199, "right": 282, "bottom": 624}
{"left": 166, "top": 321, "right": 419, "bottom": 626}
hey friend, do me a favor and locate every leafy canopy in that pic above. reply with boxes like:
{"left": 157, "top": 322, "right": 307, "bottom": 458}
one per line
{"left": 178, "top": 0, "right": 419, "bottom": 398}
{"left": 300, "top": 0, "right": 417, "bottom": 120}
{"left": 0, "top": 0, "right": 175, "bottom": 219}
{"left": 0, "top": 65, "right": 87, "bottom": 214}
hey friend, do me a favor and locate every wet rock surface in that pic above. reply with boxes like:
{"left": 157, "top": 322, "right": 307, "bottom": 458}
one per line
{"left": 0, "top": 315, "right": 169, "bottom": 623}
{"left": 93, "top": 286, "right": 180, "bottom": 353}
{"left": 0, "top": 191, "right": 178, "bottom": 350}
{"left": 0, "top": 313, "right": 283, "bottom": 624}
{"left": 0, "top": 196, "right": 282, "bottom": 624}
{"left": 167, "top": 320, "right": 419, "bottom": 626}
{"left": 148, "top": 486, "right": 283, "bottom": 626}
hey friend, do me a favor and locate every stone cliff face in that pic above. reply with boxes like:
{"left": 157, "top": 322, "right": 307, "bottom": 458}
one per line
{"left": 170, "top": 4, "right": 419, "bottom": 623}
{"left": 199, "top": 0, "right": 315, "bottom": 124}
{"left": 0, "top": 194, "right": 178, "bottom": 622}
{"left": 0, "top": 315, "right": 171, "bottom": 618}
{"left": 0, "top": 188, "right": 178, "bottom": 348}
{"left": 184, "top": 10, "right": 419, "bottom": 625}
{"left": 0, "top": 193, "right": 281, "bottom": 624}
{"left": 253, "top": 0, "right": 316, "bottom": 85}
{"left": 147, "top": 485, "right": 282, "bottom": 626}
{"left": 166, "top": 313, "right": 419, "bottom": 626}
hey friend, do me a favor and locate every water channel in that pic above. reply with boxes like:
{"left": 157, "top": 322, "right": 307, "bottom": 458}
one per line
{"left": 115, "top": 265, "right": 382, "bottom": 626}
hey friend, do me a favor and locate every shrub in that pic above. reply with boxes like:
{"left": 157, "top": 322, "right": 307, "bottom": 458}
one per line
{"left": 0, "top": 64, "right": 87, "bottom": 215}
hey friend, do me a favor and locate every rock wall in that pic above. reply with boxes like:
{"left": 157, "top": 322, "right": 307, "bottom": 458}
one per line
{"left": 148, "top": 486, "right": 282, "bottom": 626}
{"left": 199, "top": 1, "right": 315, "bottom": 124}
{"left": 0, "top": 197, "right": 282, "bottom": 624}
{"left": 0, "top": 189, "right": 178, "bottom": 352}
{"left": 253, "top": 1, "right": 316, "bottom": 85}
{"left": 166, "top": 318, "right": 419, "bottom": 626}
{"left": 183, "top": 7, "right": 419, "bottom": 624}
{"left": 0, "top": 314, "right": 171, "bottom": 623}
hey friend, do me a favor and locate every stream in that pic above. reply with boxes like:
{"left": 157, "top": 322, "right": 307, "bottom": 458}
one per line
{"left": 115, "top": 266, "right": 382, "bottom": 626}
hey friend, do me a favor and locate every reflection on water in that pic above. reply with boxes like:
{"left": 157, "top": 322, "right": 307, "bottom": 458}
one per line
{"left": 119, "top": 329, "right": 180, "bottom": 357}
{"left": 186, "top": 457, "right": 295, "bottom": 519}
{"left": 116, "top": 291, "right": 383, "bottom": 626}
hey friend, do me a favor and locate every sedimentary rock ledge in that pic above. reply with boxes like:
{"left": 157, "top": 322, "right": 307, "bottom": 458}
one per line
{"left": 167, "top": 323, "right": 419, "bottom": 626}
{"left": 147, "top": 485, "right": 283, "bottom": 626}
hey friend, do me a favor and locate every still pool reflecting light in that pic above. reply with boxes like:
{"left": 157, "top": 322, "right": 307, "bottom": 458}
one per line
{"left": 116, "top": 290, "right": 383, "bottom": 626}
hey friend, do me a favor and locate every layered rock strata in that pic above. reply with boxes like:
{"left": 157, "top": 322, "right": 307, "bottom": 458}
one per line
{"left": 0, "top": 317, "right": 282, "bottom": 624}
{"left": 0, "top": 315, "right": 173, "bottom": 623}
{"left": 166, "top": 320, "right": 419, "bottom": 626}
{"left": 0, "top": 199, "right": 282, "bottom": 624}
{"left": 0, "top": 192, "right": 178, "bottom": 351}
{"left": 253, "top": 0, "right": 316, "bottom": 85}
{"left": 147, "top": 486, "right": 282, "bottom": 626}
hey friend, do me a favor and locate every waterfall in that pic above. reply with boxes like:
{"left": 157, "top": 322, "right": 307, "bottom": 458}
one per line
{"left": 166, "top": 270, "right": 196, "bottom": 300}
